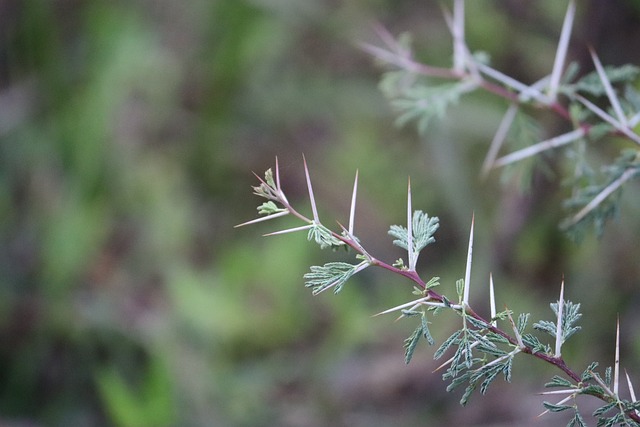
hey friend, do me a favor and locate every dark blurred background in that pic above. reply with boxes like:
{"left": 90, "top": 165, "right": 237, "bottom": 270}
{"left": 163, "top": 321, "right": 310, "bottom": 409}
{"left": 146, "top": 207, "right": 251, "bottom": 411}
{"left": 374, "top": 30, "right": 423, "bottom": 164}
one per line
{"left": 1, "top": 1, "right": 640, "bottom": 426}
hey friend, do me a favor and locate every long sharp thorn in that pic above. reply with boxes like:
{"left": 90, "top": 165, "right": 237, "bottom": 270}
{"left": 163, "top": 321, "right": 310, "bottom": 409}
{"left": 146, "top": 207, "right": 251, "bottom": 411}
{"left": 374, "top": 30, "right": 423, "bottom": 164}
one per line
{"left": 234, "top": 210, "right": 290, "bottom": 228}
{"left": 274, "top": 157, "right": 289, "bottom": 204}
{"left": 493, "top": 128, "right": 586, "bottom": 169}
{"left": 407, "top": 177, "right": 415, "bottom": 271}
{"left": 537, "top": 395, "right": 573, "bottom": 418}
{"left": 481, "top": 103, "right": 518, "bottom": 177}
{"left": 555, "top": 280, "right": 565, "bottom": 358}
{"left": 506, "top": 305, "right": 525, "bottom": 349}
{"left": 591, "top": 48, "right": 628, "bottom": 126}
{"left": 489, "top": 273, "right": 497, "bottom": 327}
{"left": 476, "top": 62, "right": 538, "bottom": 97}
{"left": 568, "top": 167, "right": 637, "bottom": 226}
{"left": 625, "top": 370, "right": 638, "bottom": 415}
{"left": 548, "top": 0, "right": 575, "bottom": 101}
{"left": 302, "top": 155, "right": 320, "bottom": 223}
{"left": 373, "top": 297, "right": 430, "bottom": 317}
{"left": 349, "top": 170, "right": 359, "bottom": 235}
{"left": 252, "top": 171, "right": 268, "bottom": 187}
{"left": 539, "top": 389, "right": 579, "bottom": 396}
{"left": 463, "top": 213, "right": 474, "bottom": 306}
{"left": 614, "top": 316, "right": 620, "bottom": 396}
{"left": 590, "top": 369, "right": 615, "bottom": 397}
{"left": 263, "top": 224, "right": 314, "bottom": 236}
{"left": 433, "top": 341, "right": 480, "bottom": 373}
{"left": 575, "top": 94, "right": 640, "bottom": 145}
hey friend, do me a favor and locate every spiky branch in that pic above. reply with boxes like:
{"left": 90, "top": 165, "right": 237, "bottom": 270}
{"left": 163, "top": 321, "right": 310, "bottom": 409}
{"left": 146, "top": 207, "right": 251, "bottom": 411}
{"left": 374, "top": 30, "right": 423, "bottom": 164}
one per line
{"left": 237, "top": 159, "right": 640, "bottom": 424}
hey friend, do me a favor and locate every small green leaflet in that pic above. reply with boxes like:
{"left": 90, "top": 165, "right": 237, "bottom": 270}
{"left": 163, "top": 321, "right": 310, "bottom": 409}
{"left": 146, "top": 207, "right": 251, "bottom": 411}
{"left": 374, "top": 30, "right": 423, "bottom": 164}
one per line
{"left": 403, "top": 312, "right": 434, "bottom": 364}
{"left": 568, "top": 64, "right": 640, "bottom": 97}
{"left": 545, "top": 375, "right": 574, "bottom": 388}
{"left": 568, "top": 411, "right": 587, "bottom": 427}
{"left": 307, "top": 223, "right": 344, "bottom": 250}
{"left": 543, "top": 401, "right": 573, "bottom": 413}
{"left": 533, "top": 300, "right": 582, "bottom": 343}
{"left": 303, "top": 261, "right": 368, "bottom": 295}
{"left": 389, "top": 211, "right": 439, "bottom": 269}
{"left": 389, "top": 211, "right": 439, "bottom": 253}
{"left": 257, "top": 201, "right": 286, "bottom": 215}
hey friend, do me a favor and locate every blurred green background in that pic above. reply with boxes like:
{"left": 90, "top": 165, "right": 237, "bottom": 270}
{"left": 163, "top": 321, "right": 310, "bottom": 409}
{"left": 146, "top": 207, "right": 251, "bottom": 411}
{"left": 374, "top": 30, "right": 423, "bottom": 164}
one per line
{"left": 1, "top": 1, "right": 640, "bottom": 426}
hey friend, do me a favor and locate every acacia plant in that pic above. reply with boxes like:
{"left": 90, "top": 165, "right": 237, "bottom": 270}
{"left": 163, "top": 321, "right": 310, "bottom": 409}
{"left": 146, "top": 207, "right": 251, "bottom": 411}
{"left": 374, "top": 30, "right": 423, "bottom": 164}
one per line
{"left": 237, "top": 1, "right": 640, "bottom": 425}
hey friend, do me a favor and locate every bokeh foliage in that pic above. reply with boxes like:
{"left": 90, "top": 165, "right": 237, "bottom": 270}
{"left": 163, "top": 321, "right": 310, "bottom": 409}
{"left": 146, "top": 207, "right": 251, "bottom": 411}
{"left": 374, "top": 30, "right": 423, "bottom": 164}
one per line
{"left": 1, "top": 0, "right": 639, "bottom": 426}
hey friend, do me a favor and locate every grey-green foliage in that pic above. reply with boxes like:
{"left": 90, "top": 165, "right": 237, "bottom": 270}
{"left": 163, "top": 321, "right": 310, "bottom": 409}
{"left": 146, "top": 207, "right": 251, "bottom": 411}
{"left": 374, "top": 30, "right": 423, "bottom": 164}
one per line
{"left": 386, "top": 79, "right": 476, "bottom": 134}
{"left": 562, "top": 65, "right": 640, "bottom": 97}
{"left": 534, "top": 300, "right": 582, "bottom": 343}
{"left": 307, "top": 223, "right": 345, "bottom": 250}
{"left": 403, "top": 310, "right": 435, "bottom": 364}
{"left": 543, "top": 362, "right": 640, "bottom": 426}
{"left": 303, "top": 261, "right": 366, "bottom": 295}
{"left": 388, "top": 210, "right": 439, "bottom": 268}
{"left": 562, "top": 149, "right": 640, "bottom": 239}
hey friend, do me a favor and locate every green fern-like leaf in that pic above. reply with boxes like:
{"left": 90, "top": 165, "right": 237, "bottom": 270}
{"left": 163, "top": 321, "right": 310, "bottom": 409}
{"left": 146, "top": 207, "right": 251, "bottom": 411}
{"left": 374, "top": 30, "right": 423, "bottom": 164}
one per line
{"left": 569, "top": 64, "right": 640, "bottom": 97}
{"left": 568, "top": 410, "right": 587, "bottom": 427}
{"left": 391, "top": 81, "right": 476, "bottom": 134}
{"left": 543, "top": 401, "right": 573, "bottom": 413}
{"left": 404, "top": 324, "right": 423, "bottom": 364}
{"left": 546, "top": 375, "right": 574, "bottom": 388}
{"left": 303, "top": 261, "right": 367, "bottom": 295}
{"left": 388, "top": 211, "right": 439, "bottom": 265}
{"left": 307, "top": 223, "right": 344, "bottom": 250}
{"left": 434, "top": 330, "right": 463, "bottom": 360}
{"left": 533, "top": 300, "right": 582, "bottom": 344}
{"left": 257, "top": 201, "right": 286, "bottom": 215}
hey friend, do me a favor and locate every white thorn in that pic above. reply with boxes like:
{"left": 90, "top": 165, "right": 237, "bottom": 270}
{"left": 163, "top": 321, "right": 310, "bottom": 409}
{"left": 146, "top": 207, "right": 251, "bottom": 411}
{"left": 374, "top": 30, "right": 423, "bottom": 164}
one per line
{"left": 481, "top": 103, "right": 518, "bottom": 177}
{"left": 262, "top": 224, "right": 314, "bottom": 237}
{"left": 489, "top": 274, "right": 497, "bottom": 327}
{"left": 493, "top": 128, "right": 586, "bottom": 169}
{"left": 625, "top": 370, "right": 639, "bottom": 416}
{"left": 614, "top": 316, "right": 620, "bottom": 396}
{"left": 463, "top": 213, "right": 474, "bottom": 306}
{"left": 302, "top": 155, "right": 320, "bottom": 223}
{"left": 555, "top": 280, "right": 565, "bottom": 358}
{"left": 407, "top": 178, "right": 415, "bottom": 271}
{"left": 348, "top": 170, "right": 359, "bottom": 235}
{"left": 234, "top": 210, "right": 290, "bottom": 228}
{"left": 591, "top": 48, "right": 628, "bottom": 127}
